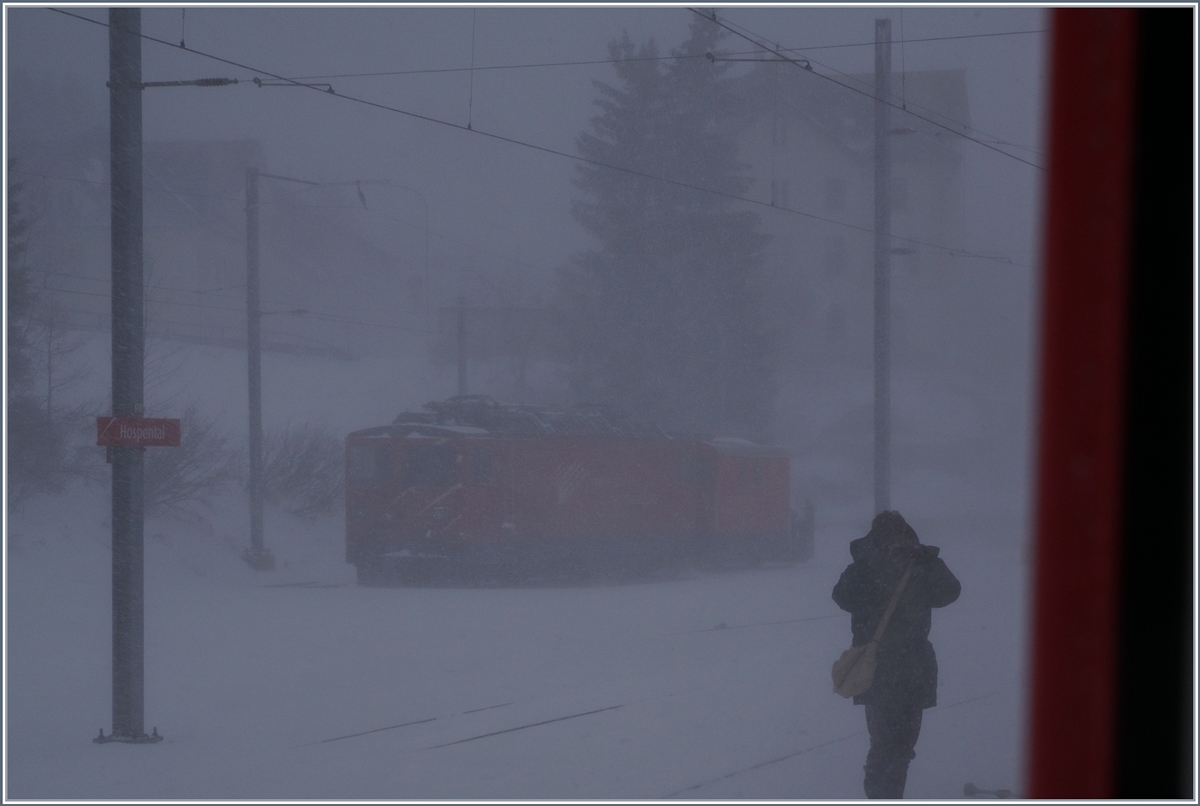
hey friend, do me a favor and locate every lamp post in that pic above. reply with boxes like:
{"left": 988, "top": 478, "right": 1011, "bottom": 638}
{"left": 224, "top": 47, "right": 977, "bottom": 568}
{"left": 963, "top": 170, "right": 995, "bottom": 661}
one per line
{"left": 241, "top": 171, "right": 379, "bottom": 570}
{"left": 243, "top": 168, "right": 321, "bottom": 571}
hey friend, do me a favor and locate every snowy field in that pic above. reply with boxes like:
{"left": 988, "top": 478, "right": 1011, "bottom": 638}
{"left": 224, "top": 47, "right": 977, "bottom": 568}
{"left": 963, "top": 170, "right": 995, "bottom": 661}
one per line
{"left": 6, "top": 481, "right": 1027, "bottom": 800}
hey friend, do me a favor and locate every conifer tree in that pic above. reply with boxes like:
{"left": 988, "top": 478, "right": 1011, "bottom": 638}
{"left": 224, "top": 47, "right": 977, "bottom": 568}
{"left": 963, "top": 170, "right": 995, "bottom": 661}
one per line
{"left": 564, "top": 18, "right": 776, "bottom": 437}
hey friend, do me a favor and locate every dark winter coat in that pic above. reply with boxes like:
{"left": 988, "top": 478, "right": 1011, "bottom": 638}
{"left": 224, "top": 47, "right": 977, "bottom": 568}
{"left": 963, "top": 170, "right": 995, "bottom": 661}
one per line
{"left": 832, "top": 534, "right": 961, "bottom": 708}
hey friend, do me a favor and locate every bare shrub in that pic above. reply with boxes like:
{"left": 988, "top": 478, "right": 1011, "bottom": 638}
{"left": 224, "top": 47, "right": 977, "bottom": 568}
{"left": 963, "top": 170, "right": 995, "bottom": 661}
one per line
{"left": 6, "top": 398, "right": 101, "bottom": 508}
{"left": 144, "top": 406, "right": 241, "bottom": 522}
{"left": 6, "top": 166, "right": 102, "bottom": 509}
{"left": 262, "top": 423, "right": 344, "bottom": 519}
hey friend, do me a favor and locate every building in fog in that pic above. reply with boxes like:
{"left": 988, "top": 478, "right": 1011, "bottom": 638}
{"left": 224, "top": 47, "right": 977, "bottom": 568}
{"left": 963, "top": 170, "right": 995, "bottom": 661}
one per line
{"left": 733, "top": 62, "right": 1036, "bottom": 510}
{"left": 735, "top": 65, "right": 991, "bottom": 375}
{"left": 10, "top": 138, "right": 427, "bottom": 361}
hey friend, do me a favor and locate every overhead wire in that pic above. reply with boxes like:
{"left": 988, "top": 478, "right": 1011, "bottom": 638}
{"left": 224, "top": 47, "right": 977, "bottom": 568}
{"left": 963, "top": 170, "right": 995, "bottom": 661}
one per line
{"left": 695, "top": 8, "right": 1045, "bottom": 170}
{"left": 772, "top": 42, "right": 1043, "bottom": 157}
{"left": 251, "top": 29, "right": 1046, "bottom": 81}
{"left": 9, "top": 166, "right": 241, "bottom": 204}
{"left": 26, "top": 266, "right": 282, "bottom": 312}
{"left": 8, "top": 166, "right": 546, "bottom": 274}
{"left": 26, "top": 254, "right": 439, "bottom": 337}
{"left": 783, "top": 27, "right": 1046, "bottom": 52}
{"left": 195, "top": 23, "right": 1042, "bottom": 158}
{"left": 711, "top": 11, "right": 1045, "bottom": 165}
{"left": 283, "top": 52, "right": 716, "bottom": 81}
{"left": 30, "top": 275, "right": 434, "bottom": 337}
{"left": 46, "top": 7, "right": 1030, "bottom": 268}
{"left": 17, "top": 173, "right": 539, "bottom": 333}
{"left": 267, "top": 22, "right": 1043, "bottom": 158}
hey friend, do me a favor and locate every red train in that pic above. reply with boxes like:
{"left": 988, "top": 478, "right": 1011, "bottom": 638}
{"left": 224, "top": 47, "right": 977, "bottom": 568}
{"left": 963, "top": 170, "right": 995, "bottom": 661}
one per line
{"left": 345, "top": 396, "right": 813, "bottom": 584}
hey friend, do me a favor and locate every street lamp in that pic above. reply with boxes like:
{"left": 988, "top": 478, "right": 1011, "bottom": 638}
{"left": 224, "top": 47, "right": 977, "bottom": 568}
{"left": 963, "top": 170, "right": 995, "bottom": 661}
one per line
{"left": 241, "top": 168, "right": 320, "bottom": 571}
{"left": 241, "top": 171, "right": 380, "bottom": 571}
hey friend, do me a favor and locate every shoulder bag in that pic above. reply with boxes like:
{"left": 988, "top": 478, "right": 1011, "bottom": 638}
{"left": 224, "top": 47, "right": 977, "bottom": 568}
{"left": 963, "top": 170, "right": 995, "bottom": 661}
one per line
{"left": 832, "top": 560, "right": 914, "bottom": 698}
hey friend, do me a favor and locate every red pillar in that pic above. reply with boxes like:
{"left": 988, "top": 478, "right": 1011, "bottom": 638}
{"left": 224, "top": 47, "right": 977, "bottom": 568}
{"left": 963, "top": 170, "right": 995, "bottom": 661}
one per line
{"left": 1027, "top": 8, "right": 1138, "bottom": 798}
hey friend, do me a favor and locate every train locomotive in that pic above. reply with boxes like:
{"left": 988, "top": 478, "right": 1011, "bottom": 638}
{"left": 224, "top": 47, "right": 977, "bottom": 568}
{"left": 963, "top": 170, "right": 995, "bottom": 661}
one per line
{"left": 345, "top": 396, "right": 814, "bottom": 584}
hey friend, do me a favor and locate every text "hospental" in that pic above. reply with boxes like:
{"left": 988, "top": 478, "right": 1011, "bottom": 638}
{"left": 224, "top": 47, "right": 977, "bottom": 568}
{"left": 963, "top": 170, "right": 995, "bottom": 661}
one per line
{"left": 118, "top": 424, "right": 166, "bottom": 441}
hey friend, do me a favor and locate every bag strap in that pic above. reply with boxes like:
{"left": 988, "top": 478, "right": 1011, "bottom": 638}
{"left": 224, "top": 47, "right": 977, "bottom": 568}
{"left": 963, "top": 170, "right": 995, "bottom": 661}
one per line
{"left": 869, "top": 560, "right": 915, "bottom": 643}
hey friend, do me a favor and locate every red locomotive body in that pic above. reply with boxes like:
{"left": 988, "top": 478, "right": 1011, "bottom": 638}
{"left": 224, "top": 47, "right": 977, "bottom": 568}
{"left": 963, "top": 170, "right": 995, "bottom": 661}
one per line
{"left": 345, "top": 397, "right": 812, "bottom": 583}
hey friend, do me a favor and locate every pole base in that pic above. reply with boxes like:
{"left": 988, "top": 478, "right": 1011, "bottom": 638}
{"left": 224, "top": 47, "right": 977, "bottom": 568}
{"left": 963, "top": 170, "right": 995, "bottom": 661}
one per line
{"left": 964, "top": 783, "right": 1013, "bottom": 798}
{"left": 94, "top": 727, "right": 163, "bottom": 744}
{"left": 242, "top": 548, "right": 275, "bottom": 571}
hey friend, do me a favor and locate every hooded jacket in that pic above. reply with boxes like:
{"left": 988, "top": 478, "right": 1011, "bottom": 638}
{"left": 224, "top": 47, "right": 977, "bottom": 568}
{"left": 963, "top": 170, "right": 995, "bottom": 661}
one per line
{"left": 832, "top": 529, "right": 961, "bottom": 707}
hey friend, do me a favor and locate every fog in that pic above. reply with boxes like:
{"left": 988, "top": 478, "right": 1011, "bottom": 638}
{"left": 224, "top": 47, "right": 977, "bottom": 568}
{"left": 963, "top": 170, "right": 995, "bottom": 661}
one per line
{"left": 6, "top": 5, "right": 1044, "bottom": 799}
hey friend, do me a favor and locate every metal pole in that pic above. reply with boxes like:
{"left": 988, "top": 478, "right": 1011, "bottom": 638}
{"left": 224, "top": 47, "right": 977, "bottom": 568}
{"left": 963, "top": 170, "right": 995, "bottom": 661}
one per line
{"left": 108, "top": 6, "right": 148, "bottom": 740}
{"left": 873, "top": 18, "right": 892, "bottom": 515}
{"left": 45, "top": 288, "right": 53, "bottom": 420}
{"left": 457, "top": 295, "right": 467, "bottom": 396}
{"left": 244, "top": 167, "right": 273, "bottom": 570}
{"left": 395, "top": 185, "right": 431, "bottom": 351}
{"left": 422, "top": 199, "right": 430, "bottom": 351}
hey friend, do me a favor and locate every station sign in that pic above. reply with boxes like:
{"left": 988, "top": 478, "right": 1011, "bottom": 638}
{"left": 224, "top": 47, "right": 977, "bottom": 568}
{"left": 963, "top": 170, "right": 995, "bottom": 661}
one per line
{"left": 96, "top": 417, "right": 181, "bottom": 447}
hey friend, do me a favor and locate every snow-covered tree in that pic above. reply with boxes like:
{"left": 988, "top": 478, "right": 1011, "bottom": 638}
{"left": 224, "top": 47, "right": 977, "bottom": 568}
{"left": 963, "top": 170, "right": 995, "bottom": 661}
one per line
{"left": 563, "top": 18, "right": 777, "bottom": 438}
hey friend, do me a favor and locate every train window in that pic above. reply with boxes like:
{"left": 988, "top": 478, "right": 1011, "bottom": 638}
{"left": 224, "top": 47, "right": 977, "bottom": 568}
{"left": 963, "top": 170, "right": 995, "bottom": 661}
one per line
{"left": 403, "top": 443, "right": 457, "bottom": 487}
{"left": 347, "top": 443, "right": 392, "bottom": 486}
{"left": 475, "top": 445, "right": 493, "bottom": 486}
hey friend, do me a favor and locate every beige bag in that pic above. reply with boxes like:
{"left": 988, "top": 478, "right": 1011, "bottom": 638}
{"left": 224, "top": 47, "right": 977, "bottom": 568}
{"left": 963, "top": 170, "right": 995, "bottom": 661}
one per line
{"left": 832, "top": 561, "right": 914, "bottom": 698}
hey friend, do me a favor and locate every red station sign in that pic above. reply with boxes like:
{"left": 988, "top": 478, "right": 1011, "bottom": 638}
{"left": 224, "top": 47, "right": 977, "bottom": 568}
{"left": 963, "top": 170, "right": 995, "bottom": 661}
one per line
{"left": 96, "top": 417, "right": 182, "bottom": 447}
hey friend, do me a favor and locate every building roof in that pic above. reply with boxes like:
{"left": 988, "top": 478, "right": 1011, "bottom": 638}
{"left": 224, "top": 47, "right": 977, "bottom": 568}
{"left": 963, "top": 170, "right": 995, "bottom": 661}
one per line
{"left": 378, "top": 395, "right": 670, "bottom": 439}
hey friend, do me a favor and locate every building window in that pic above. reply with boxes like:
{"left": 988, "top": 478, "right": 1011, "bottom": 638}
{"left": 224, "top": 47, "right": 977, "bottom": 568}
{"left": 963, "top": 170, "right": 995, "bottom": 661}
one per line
{"left": 825, "top": 178, "right": 846, "bottom": 212}
{"left": 825, "top": 236, "right": 847, "bottom": 275}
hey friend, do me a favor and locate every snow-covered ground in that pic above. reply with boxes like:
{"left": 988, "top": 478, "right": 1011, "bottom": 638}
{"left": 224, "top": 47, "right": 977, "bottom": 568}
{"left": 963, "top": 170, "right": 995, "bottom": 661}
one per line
{"left": 6, "top": 480, "right": 1027, "bottom": 800}
{"left": 5, "top": 332, "right": 1032, "bottom": 799}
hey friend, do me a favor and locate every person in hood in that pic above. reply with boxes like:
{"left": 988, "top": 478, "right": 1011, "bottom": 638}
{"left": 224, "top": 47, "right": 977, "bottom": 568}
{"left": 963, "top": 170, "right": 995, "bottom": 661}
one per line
{"left": 832, "top": 510, "right": 961, "bottom": 799}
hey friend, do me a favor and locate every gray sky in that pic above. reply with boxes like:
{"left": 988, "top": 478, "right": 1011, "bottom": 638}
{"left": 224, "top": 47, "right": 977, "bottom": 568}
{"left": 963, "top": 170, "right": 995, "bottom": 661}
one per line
{"left": 6, "top": 5, "right": 1047, "bottom": 295}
